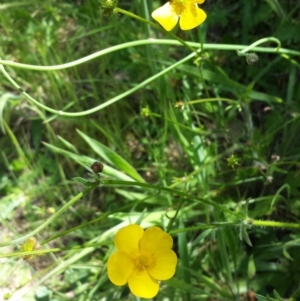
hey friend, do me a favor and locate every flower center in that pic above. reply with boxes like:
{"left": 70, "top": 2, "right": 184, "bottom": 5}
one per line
{"left": 170, "top": 0, "right": 186, "bottom": 15}
{"left": 170, "top": 0, "right": 186, "bottom": 4}
{"left": 134, "top": 253, "right": 153, "bottom": 272}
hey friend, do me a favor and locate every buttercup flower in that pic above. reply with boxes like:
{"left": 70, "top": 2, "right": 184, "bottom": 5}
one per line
{"left": 152, "top": 0, "right": 207, "bottom": 31}
{"left": 107, "top": 224, "right": 177, "bottom": 298}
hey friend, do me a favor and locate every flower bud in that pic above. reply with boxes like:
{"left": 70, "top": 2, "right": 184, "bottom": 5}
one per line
{"left": 246, "top": 53, "right": 259, "bottom": 65}
{"left": 91, "top": 161, "right": 104, "bottom": 174}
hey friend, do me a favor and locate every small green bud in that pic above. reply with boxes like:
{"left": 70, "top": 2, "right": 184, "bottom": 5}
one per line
{"left": 100, "top": 0, "right": 117, "bottom": 17}
{"left": 193, "top": 52, "right": 209, "bottom": 67}
{"left": 174, "top": 101, "right": 185, "bottom": 110}
{"left": 226, "top": 154, "right": 240, "bottom": 169}
{"left": 141, "top": 106, "right": 151, "bottom": 117}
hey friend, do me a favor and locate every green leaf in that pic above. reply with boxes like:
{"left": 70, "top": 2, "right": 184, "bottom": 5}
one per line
{"left": 264, "top": 0, "right": 285, "bottom": 19}
{"left": 57, "top": 135, "right": 79, "bottom": 153}
{"left": 241, "top": 225, "right": 253, "bottom": 247}
{"left": 247, "top": 254, "right": 256, "bottom": 279}
{"left": 77, "top": 129, "right": 145, "bottom": 183}
{"left": 35, "top": 285, "right": 51, "bottom": 301}
{"left": 192, "top": 228, "right": 214, "bottom": 246}
{"left": 72, "top": 177, "right": 94, "bottom": 186}
{"left": 255, "top": 294, "right": 277, "bottom": 301}
{"left": 0, "top": 92, "right": 19, "bottom": 133}
{"left": 43, "top": 142, "right": 137, "bottom": 182}
{"left": 178, "top": 66, "right": 283, "bottom": 104}
{"left": 273, "top": 290, "right": 282, "bottom": 301}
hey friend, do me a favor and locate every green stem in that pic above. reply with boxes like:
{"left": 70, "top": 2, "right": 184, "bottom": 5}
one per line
{"left": 169, "top": 223, "right": 240, "bottom": 235}
{"left": 0, "top": 38, "right": 298, "bottom": 71}
{"left": 0, "top": 241, "right": 110, "bottom": 259}
{"left": 0, "top": 50, "right": 197, "bottom": 117}
{"left": 114, "top": 7, "right": 196, "bottom": 52}
{"left": 0, "top": 182, "right": 99, "bottom": 247}
{"left": 238, "top": 37, "right": 281, "bottom": 54}
{"left": 3, "top": 119, "right": 32, "bottom": 168}
{"left": 245, "top": 218, "right": 300, "bottom": 230}
{"left": 185, "top": 97, "right": 238, "bottom": 105}
{"left": 0, "top": 38, "right": 297, "bottom": 118}
{"left": 41, "top": 193, "right": 158, "bottom": 245}
{"left": 102, "top": 180, "right": 244, "bottom": 219}
{"left": 0, "top": 179, "right": 244, "bottom": 248}
{"left": 289, "top": 287, "right": 300, "bottom": 301}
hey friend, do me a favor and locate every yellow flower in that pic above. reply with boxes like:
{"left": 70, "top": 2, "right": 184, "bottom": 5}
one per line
{"left": 20, "top": 237, "right": 41, "bottom": 260}
{"left": 107, "top": 224, "right": 177, "bottom": 298}
{"left": 152, "top": 0, "right": 207, "bottom": 31}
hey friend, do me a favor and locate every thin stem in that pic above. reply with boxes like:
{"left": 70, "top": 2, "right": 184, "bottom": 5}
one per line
{"left": 0, "top": 38, "right": 297, "bottom": 118}
{"left": 238, "top": 37, "right": 281, "bottom": 54}
{"left": 184, "top": 98, "right": 238, "bottom": 105}
{"left": 41, "top": 193, "right": 157, "bottom": 245}
{"left": 0, "top": 179, "right": 244, "bottom": 248}
{"left": 114, "top": 7, "right": 196, "bottom": 52}
{"left": 0, "top": 183, "right": 99, "bottom": 247}
{"left": 0, "top": 241, "right": 111, "bottom": 259}
{"left": 102, "top": 180, "right": 244, "bottom": 219}
{"left": 289, "top": 287, "right": 300, "bottom": 301}
{"left": 0, "top": 38, "right": 298, "bottom": 71}
{"left": 0, "top": 51, "right": 197, "bottom": 117}
{"left": 169, "top": 223, "right": 240, "bottom": 235}
{"left": 245, "top": 218, "right": 300, "bottom": 230}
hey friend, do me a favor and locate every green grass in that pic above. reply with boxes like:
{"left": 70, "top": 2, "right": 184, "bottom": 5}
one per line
{"left": 0, "top": 0, "right": 300, "bottom": 300}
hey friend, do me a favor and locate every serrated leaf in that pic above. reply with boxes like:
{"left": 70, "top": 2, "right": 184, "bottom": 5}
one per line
{"left": 242, "top": 225, "right": 253, "bottom": 247}
{"left": 255, "top": 294, "right": 275, "bottom": 301}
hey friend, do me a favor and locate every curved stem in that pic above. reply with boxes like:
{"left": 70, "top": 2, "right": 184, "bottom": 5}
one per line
{"left": 0, "top": 38, "right": 298, "bottom": 119}
{"left": 238, "top": 37, "right": 281, "bottom": 54}
{"left": 0, "top": 51, "right": 197, "bottom": 117}
{"left": 0, "top": 38, "right": 298, "bottom": 71}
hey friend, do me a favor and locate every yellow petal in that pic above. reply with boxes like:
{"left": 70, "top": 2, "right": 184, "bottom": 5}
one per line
{"left": 147, "top": 249, "right": 178, "bottom": 280}
{"left": 115, "top": 224, "right": 144, "bottom": 253}
{"left": 128, "top": 269, "right": 159, "bottom": 298}
{"left": 107, "top": 251, "right": 134, "bottom": 286}
{"left": 195, "top": 0, "right": 205, "bottom": 3}
{"left": 179, "top": 4, "right": 206, "bottom": 30}
{"left": 140, "top": 227, "right": 173, "bottom": 254}
{"left": 151, "top": 2, "right": 179, "bottom": 31}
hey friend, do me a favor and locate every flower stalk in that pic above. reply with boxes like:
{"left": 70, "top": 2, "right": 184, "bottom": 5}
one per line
{"left": 114, "top": 7, "right": 196, "bottom": 52}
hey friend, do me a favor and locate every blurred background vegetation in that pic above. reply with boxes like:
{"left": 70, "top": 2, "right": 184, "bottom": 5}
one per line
{"left": 0, "top": 0, "right": 300, "bottom": 300}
